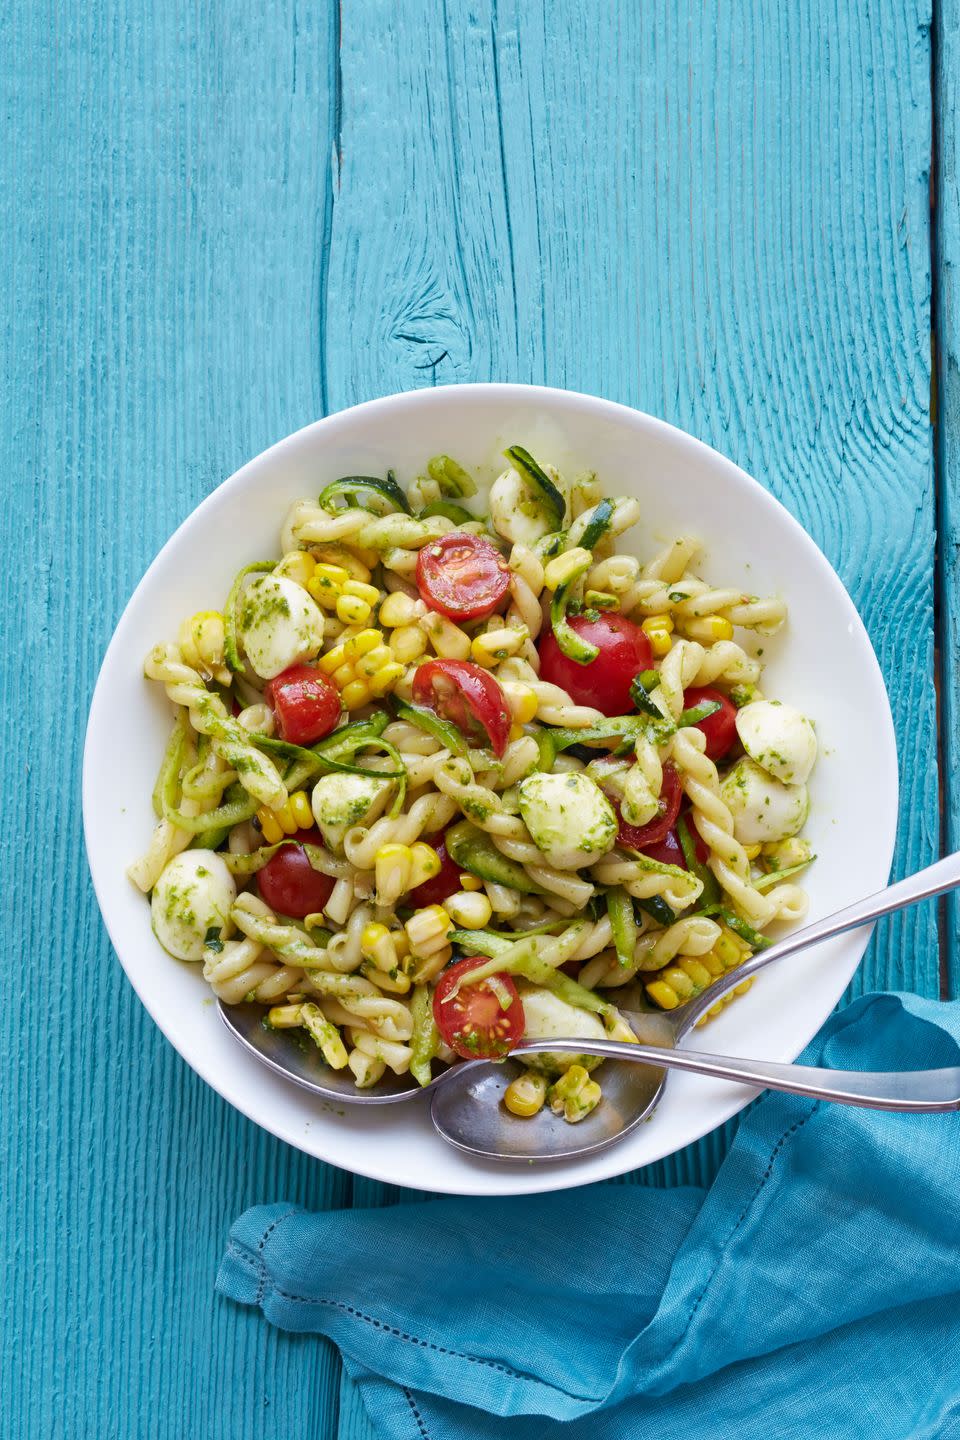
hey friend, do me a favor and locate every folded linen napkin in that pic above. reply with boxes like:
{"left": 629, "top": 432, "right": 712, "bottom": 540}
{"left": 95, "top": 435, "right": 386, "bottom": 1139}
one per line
{"left": 218, "top": 993, "right": 960, "bottom": 1439}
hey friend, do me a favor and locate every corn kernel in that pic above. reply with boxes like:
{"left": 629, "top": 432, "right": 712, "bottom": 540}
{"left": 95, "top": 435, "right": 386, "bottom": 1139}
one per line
{"left": 743, "top": 843, "right": 762, "bottom": 861}
{"left": 346, "top": 580, "right": 380, "bottom": 605}
{"left": 508, "top": 723, "right": 523, "bottom": 742}
{"left": 408, "top": 841, "right": 441, "bottom": 890}
{"left": 336, "top": 593, "right": 372, "bottom": 625}
{"left": 421, "top": 610, "right": 472, "bottom": 660}
{"left": 389, "top": 624, "right": 428, "bottom": 663}
{"left": 290, "top": 790, "right": 313, "bottom": 829}
{"left": 679, "top": 958, "right": 713, "bottom": 990}
{"left": 543, "top": 547, "right": 592, "bottom": 590}
{"left": 470, "top": 628, "right": 528, "bottom": 668}
{"left": 714, "top": 929, "right": 745, "bottom": 969}
{"left": 368, "top": 662, "right": 406, "bottom": 697}
{"left": 681, "top": 614, "right": 735, "bottom": 644}
{"left": 379, "top": 591, "right": 420, "bottom": 627}
{"left": 548, "top": 1064, "right": 602, "bottom": 1122}
{"left": 642, "top": 614, "right": 674, "bottom": 636}
{"left": 642, "top": 615, "right": 675, "bottom": 657}
{"left": 405, "top": 904, "right": 453, "bottom": 957}
{"left": 503, "top": 1072, "right": 548, "bottom": 1117}
{"left": 445, "top": 891, "right": 494, "bottom": 929}
{"left": 500, "top": 680, "right": 538, "bottom": 726}
{"left": 274, "top": 551, "right": 317, "bottom": 587}
{"left": 256, "top": 808, "right": 284, "bottom": 844}
{"left": 362, "top": 965, "right": 411, "bottom": 994}
{"left": 459, "top": 873, "right": 483, "bottom": 891}
{"left": 341, "top": 679, "right": 371, "bottom": 709}
{"left": 356, "top": 643, "right": 393, "bottom": 678}
{"left": 646, "top": 980, "right": 680, "bottom": 1010}
{"left": 660, "top": 965, "right": 695, "bottom": 1000}
{"left": 584, "top": 589, "right": 619, "bottom": 610}
{"left": 360, "top": 922, "right": 392, "bottom": 957}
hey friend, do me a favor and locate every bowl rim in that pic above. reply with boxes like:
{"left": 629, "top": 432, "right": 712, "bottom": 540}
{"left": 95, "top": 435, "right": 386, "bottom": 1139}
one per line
{"left": 82, "top": 381, "right": 899, "bottom": 1193}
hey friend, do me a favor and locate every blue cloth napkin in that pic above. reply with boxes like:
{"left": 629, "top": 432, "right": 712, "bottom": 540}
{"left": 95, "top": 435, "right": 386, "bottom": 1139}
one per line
{"left": 218, "top": 993, "right": 960, "bottom": 1439}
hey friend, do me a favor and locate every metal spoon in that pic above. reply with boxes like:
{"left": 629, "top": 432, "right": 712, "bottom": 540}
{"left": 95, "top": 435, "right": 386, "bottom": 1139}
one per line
{"left": 218, "top": 851, "right": 960, "bottom": 1135}
{"left": 430, "top": 851, "right": 960, "bottom": 1161}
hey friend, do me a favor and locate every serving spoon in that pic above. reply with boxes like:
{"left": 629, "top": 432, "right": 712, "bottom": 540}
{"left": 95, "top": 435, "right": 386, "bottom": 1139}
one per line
{"left": 430, "top": 852, "right": 960, "bottom": 1160}
{"left": 218, "top": 853, "right": 960, "bottom": 1149}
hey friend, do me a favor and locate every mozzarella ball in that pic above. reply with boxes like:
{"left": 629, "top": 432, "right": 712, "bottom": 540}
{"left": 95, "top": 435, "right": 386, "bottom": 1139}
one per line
{"left": 311, "top": 773, "right": 388, "bottom": 852}
{"left": 518, "top": 771, "right": 617, "bottom": 869}
{"left": 517, "top": 984, "right": 606, "bottom": 1074}
{"left": 736, "top": 700, "right": 818, "bottom": 785}
{"left": 720, "top": 757, "right": 809, "bottom": 846}
{"left": 239, "top": 574, "right": 324, "bottom": 680}
{"left": 151, "top": 850, "right": 236, "bottom": 961}
{"left": 489, "top": 463, "right": 566, "bottom": 546}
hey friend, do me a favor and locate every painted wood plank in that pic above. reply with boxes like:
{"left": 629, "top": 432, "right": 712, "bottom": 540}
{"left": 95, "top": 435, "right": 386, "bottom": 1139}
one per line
{"left": 1, "top": 2, "right": 355, "bottom": 1438}
{"left": 936, "top": 0, "right": 960, "bottom": 1001}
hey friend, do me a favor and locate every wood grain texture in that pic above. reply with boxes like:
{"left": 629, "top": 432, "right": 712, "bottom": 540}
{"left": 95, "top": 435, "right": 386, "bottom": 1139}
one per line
{"left": 937, "top": 0, "right": 960, "bottom": 1000}
{"left": 0, "top": 0, "right": 940, "bottom": 1436}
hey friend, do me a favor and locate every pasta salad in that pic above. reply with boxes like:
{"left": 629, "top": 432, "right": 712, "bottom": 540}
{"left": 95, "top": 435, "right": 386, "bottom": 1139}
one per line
{"left": 130, "top": 447, "right": 817, "bottom": 1123}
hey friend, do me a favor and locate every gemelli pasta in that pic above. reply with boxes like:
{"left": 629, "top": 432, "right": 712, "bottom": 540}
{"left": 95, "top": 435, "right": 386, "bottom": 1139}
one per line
{"left": 131, "top": 448, "right": 818, "bottom": 1122}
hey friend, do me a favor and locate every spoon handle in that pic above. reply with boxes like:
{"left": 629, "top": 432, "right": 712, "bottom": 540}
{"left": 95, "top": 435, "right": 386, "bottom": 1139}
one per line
{"left": 678, "top": 850, "right": 960, "bottom": 1033}
{"left": 513, "top": 1039, "right": 960, "bottom": 1112}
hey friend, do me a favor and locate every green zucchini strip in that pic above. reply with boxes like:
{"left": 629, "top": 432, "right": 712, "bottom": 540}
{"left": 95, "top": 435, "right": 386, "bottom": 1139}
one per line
{"left": 391, "top": 696, "right": 469, "bottom": 756}
{"left": 503, "top": 444, "right": 566, "bottom": 529}
{"left": 426, "top": 454, "right": 477, "bottom": 498}
{"left": 317, "top": 474, "right": 412, "bottom": 516}
{"left": 223, "top": 560, "right": 275, "bottom": 673}
{"left": 444, "top": 820, "right": 547, "bottom": 894}
{"left": 606, "top": 887, "right": 639, "bottom": 967}
{"left": 417, "top": 500, "right": 476, "bottom": 525}
{"left": 676, "top": 815, "right": 721, "bottom": 907}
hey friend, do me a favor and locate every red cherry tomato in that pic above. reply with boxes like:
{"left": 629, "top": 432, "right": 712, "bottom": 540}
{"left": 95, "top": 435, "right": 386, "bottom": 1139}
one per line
{"left": 408, "top": 835, "right": 463, "bottom": 908}
{"left": 613, "top": 763, "right": 683, "bottom": 850}
{"left": 640, "top": 818, "right": 709, "bottom": 869}
{"left": 538, "top": 613, "right": 653, "bottom": 716}
{"left": 265, "top": 664, "right": 341, "bottom": 746}
{"left": 256, "top": 829, "right": 334, "bottom": 918}
{"left": 682, "top": 686, "right": 738, "bottom": 761}
{"left": 433, "top": 958, "right": 525, "bottom": 1060}
{"left": 412, "top": 659, "right": 510, "bottom": 757}
{"left": 416, "top": 532, "right": 510, "bottom": 621}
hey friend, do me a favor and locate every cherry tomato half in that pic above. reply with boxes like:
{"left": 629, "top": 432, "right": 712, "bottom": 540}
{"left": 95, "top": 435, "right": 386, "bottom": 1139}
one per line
{"left": 640, "top": 816, "right": 709, "bottom": 869}
{"left": 412, "top": 659, "right": 510, "bottom": 757}
{"left": 433, "top": 957, "right": 525, "bottom": 1060}
{"left": 256, "top": 829, "right": 334, "bottom": 919}
{"left": 408, "top": 834, "right": 463, "bottom": 908}
{"left": 538, "top": 613, "right": 653, "bottom": 716}
{"left": 265, "top": 664, "right": 341, "bottom": 746}
{"left": 613, "top": 762, "right": 682, "bottom": 850}
{"left": 682, "top": 686, "right": 738, "bottom": 761}
{"left": 416, "top": 532, "right": 510, "bottom": 621}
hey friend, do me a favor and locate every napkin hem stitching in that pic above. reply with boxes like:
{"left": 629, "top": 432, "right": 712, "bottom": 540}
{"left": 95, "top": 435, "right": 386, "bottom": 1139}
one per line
{"left": 667, "top": 1104, "right": 820, "bottom": 1348}
{"left": 402, "top": 1388, "right": 431, "bottom": 1440}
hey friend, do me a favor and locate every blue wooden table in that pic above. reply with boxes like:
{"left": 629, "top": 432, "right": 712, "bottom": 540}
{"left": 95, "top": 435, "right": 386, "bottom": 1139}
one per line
{"left": 4, "top": 2, "right": 958, "bottom": 1435}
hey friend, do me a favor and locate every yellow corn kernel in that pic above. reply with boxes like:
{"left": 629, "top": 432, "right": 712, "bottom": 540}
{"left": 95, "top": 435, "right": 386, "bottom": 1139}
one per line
{"left": 733, "top": 977, "right": 754, "bottom": 996}
{"left": 642, "top": 615, "right": 675, "bottom": 657}
{"left": 459, "top": 873, "right": 483, "bottom": 891}
{"left": 336, "top": 592, "right": 372, "bottom": 625}
{"left": 389, "top": 624, "right": 428, "bottom": 663}
{"left": 405, "top": 904, "right": 453, "bottom": 956}
{"left": 256, "top": 808, "right": 284, "bottom": 844}
{"left": 584, "top": 589, "right": 619, "bottom": 610}
{"left": 646, "top": 980, "right": 680, "bottom": 1010}
{"left": 714, "top": 928, "right": 746, "bottom": 969}
{"left": 743, "top": 843, "right": 762, "bottom": 861}
{"left": 408, "top": 841, "right": 441, "bottom": 891}
{"left": 500, "top": 680, "right": 538, "bottom": 726}
{"left": 275, "top": 551, "right": 317, "bottom": 587}
{"left": 508, "top": 723, "right": 524, "bottom": 742}
{"left": 290, "top": 790, "right": 313, "bottom": 829}
{"left": 300, "top": 1003, "right": 349, "bottom": 1068}
{"left": 266, "top": 1003, "right": 305, "bottom": 1028}
{"left": 318, "top": 628, "right": 382, "bottom": 675}
{"left": 543, "top": 547, "right": 592, "bottom": 590}
{"left": 548, "top": 1064, "right": 602, "bottom": 1122}
{"left": 445, "top": 891, "right": 494, "bottom": 929}
{"left": 356, "top": 643, "right": 393, "bottom": 678}
{"left": 659, "top": 965, "right": 696, "bottom": 1000}
{"left": 700, "top": 949, "right": 726, "bottom": 978}
{"left": 360, "top": 922, "right": 400, "bottom": 972}
{"left": 345, "top": 580, "right": 380, "bottom": 605}
{"left": 682, "top": 614, "right": 735, "bottom": 644}
{"left": 379, "top": 591, "right": 421, "bottom": 627}
{"left": 368, "top": 662, "right": 406, "bottom": 698}
{"left": 309, "top": 545, "right": 372, "bottom": 582}
{"left": 678, "top": 958, "right": 713, "bottom": 990}
{"left": 374, "top": 844, "right": 411, "bottom": 906}
{"left": 503, "top": 1072, "right": 548, "bottom": 1117}
{"left": 307, "top": 562, "right": 350, "bottom": 608}
{"left": 362, "top": 965, "right": 411, "bottom": 994}
{"left": 605, "top": 1014, "right": 639, "bottom": 1044}
{"left": 470, "top": 628, "right": 528, "bottom": 668}
{"left": 341, "top": 679, "right": 371, "bottom": 709}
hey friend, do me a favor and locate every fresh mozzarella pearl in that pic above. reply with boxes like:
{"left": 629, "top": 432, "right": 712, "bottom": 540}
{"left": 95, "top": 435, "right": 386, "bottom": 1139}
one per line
{"left": 310, "top": 773, "right": 388, "bottom": 852}
{"left": 151, "top": 850, "right": 236, "bottom": 961}
{"left": 516, "top": 985, "right": 606, "bottom": 1074}
{"left": 518, "top": 771, "right": 617, "bottom": 869}
{"left": 239, "top": 574, "right": 324, "bottom": 680}
{"left": 489, "top": 464, "right": 565, "bottom": 546}
{"left": 720, "top": 757, "right": 809, "bottom": 845}
{"left": 735, "top": 700, "right": 818, "bottom": 785}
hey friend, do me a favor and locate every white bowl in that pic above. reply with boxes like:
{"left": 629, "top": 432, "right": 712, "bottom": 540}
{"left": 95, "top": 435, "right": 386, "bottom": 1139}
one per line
{"left": 83, "top": 384, "right": 897, "bottom": 1195}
